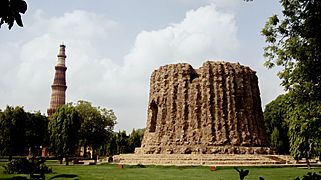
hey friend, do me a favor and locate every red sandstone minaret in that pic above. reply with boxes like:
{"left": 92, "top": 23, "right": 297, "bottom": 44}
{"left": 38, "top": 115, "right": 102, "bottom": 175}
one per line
{"left": 47, "top": 44, "right": 67, "bottom": 117}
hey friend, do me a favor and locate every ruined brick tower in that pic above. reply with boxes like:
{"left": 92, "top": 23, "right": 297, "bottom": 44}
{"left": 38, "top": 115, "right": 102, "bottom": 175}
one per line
{"left": 138, "top": 61, "right": 271, "bottom": 154}
{"left": 47, "top": 44, "right": 67, "bottom": 117}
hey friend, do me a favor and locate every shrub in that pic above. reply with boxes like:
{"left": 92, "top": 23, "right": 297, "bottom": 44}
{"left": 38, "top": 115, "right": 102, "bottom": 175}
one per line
{"left": 2, "top": 158, "right": 52, "bottom": 174}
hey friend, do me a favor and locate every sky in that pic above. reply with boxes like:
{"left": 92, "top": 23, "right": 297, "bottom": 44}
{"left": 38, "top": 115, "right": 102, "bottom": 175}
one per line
{"left": 0, "top": 0, "right": 284, "bottom": 132}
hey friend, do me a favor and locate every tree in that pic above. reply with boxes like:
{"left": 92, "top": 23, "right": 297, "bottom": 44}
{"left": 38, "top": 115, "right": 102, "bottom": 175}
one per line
{"left": 263, "top": 94, "right": 290, "bottom": 154}
{"left": 102, "top": 129, "right": 144, "bottom": 156}
{"left": 48, "top": 105, "right": 81, "bottom": 165}
{"left": 25, "top": 112, "right": 49, "bottom": 159}
{"left": 288, "top": 101, "right": 321, "bottom": 168}
{"left": 262, "top": 0, "right": 321, "bottom": 166}
{"left": 0, "top": 106, "right": 27, "bottom": 160}
{"left": 128, "top": 128, "right": 145, "bottom": 153}
{"left": 262, "top": 0, "right": 321, "bottom": 98}
{"left": 116, "top": 131, "right": 129, "bottom": 154}
{"left": 0, "top": 107, "right": 48, "bottom": 160}
{"left": 74, "top": 100, "right": 116, "bottom": 162}
{"left": 103, "top": 132, "right": 117, "bottom": 156}
{"left": 0, "top": 0, "right": 27, "bottom": 29}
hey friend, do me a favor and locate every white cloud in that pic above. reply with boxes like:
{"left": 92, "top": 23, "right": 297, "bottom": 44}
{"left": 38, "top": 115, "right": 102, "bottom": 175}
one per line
{"left": 0, "top": 4, "right": 240, "bottom": 131}
{"left": 28, "top": 10, "right": 118, "bottom": 41}
{"left": 0, "top": 10, "right": 118, "bottom": 112}
{"left": 175, "top": 0, "right": 240, "bottom": 9}
{"left": 209, "top": 0, "right": 241, "bottom": 9}
{"left": 107, "top": 4, "right": 239, "bottom": 130}
{"left": 123, "top": 4, "right": 238, "bottom": 79}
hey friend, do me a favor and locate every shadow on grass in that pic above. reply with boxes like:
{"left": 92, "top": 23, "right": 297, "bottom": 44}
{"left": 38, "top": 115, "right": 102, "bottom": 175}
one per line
{"left": 0, "top": 174, "right": 78, "bottom": 180}
{"left": 0, "top": 176, "right": 28, "bottom": 180}
{"left": 49, "top": 174, "right": 78, "bottom": 179}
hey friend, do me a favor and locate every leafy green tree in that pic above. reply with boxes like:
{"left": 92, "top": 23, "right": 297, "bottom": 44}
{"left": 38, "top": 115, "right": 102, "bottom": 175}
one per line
{"left": 104, "top": 132, "right": 117, "bottom": 156}
{"left": 0, "top": 109, "right": 8, "bottom": 155}
{"left": 262, "top": 0, "right": 321, "bottom": 96}
{"left": 74, "top": 100, "right": 116, "bottom": 161}
{"left": 102, "top": 129, "right": 144, "bottom": 155}
{"left": 49, "top": 105, "right": 81, "bottom": 165}
{"left": 270, "top": 128, "right": 282, "bottom": 153}
{"left": 0, "top": 106, "right": 27, "bottom": 160}
{"left": 288, "top": 101, "right": 321, "bottom": 168}
{"left": 262, "top": 0, "right": 321, "bottom": 165}
{"left": 25, "top": 112, "right": 49, "bottom": 159}
{"left": 128, "top": 128, "right": 145, "bottom": 153}
{"left": 116, "top": 130, "right": 129, "bottom": 154}
{"left": 0, "top": 0, "right": 27, "bottom": 29}
{"left": 263, "top": 94, "right": 290, "bottom": 154}
{"left": 0, "top": 107, "right": 48, "bottom": 160}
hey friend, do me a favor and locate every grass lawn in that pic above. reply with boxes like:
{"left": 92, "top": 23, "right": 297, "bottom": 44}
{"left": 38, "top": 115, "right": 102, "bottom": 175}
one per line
{"left": 0, "top": 161, "right": 320, "bottom": 180}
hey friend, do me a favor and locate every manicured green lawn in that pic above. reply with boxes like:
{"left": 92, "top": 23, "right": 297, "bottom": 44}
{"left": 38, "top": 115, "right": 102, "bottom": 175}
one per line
{"left": 0, "top": 162, "right": 320, "bottom": 180}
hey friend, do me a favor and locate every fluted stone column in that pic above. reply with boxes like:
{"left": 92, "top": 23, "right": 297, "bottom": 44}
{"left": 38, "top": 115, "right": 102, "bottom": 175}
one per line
{"left": 138, "top": 61, "right": 271, "bottom": 154}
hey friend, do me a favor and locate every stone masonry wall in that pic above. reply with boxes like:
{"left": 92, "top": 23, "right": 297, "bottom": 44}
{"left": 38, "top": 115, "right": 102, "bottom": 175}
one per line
{"left": 137, "top": 61, "right": 271, "bottom": 154}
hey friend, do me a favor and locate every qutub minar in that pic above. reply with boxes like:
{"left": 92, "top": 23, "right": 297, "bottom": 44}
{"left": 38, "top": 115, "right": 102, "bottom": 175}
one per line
{"left": 47, "top": 44, "right": 67, "bottom": 117}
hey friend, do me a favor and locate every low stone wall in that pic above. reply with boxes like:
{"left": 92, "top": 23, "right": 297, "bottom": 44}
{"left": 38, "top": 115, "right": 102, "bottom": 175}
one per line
{"left": 135, "top": 145, "right": 272, "bottom": 154}
{"left": 113, "top": 154, "right": 296, "bottom": 166}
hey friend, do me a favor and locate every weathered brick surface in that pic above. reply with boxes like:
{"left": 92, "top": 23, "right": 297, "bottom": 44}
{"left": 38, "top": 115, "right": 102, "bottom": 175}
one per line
{"left": 113, "top": 154, "right": 296, "bottom": 166}
{"left": 47, "top": 45, "right": 67, "bottom": 117}
{"left": 138, "top": 61, "right": 270, "bottom": 154}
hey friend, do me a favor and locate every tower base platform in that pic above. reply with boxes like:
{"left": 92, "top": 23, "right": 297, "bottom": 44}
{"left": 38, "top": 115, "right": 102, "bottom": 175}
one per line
{"left": 113, "top": 154, "right": 297, "bottom": 166}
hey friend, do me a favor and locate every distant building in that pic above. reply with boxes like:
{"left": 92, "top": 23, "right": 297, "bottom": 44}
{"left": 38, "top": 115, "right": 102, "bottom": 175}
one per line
{"left": 47, "top": 44, "right": 67, "bottom": 117}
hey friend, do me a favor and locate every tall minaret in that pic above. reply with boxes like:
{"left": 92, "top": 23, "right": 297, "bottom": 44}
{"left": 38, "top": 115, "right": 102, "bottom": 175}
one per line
{"left": 47, "top": 44, "right": 67, "bottom": 117}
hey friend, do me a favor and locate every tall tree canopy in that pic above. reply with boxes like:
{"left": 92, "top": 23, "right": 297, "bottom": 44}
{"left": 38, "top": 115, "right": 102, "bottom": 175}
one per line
{"left": 287, "top": 101, "right": 321, "bottom": 167}
{"left": 128, "top": 128, "right": 145, "bottom": 153}
{"left": 262, "top": 0, "right": 321, "bottom": 165}
{"left": 102, "top": 129, "right": 145, "bottom": 156}
{"left": 0, "top": 0, "right": 27, "bottom": 29}
{"left": 0, "top": 106, "right": 26, "bottom": 159}
{"left": 262, "top": 0, "right": 321, "bottom": 99}
{"left": 264, "top": 94, "right": 290, "bottom": 154}
{"left": 49, "top": 105, "right": 81, "bottom": 165}
{"left": 74, "top": 100, "right": 117, "bottom": 160}
{"left": 25, "top": 112, "right": 49, "bottom": 158}
{"left": 115, "top": 130, "right": 129, "bottom": 154}
{"left": 0, "top": 106, "right": 48, "bottom": 159}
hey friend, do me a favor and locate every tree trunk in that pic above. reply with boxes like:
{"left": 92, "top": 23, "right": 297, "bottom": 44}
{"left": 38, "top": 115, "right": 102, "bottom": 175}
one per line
{"left": 83, "top": 144, "right": 87, "bottom": 158}
{"left": 8, "top": 147, "right": 13, "bottom": 161}
{"left": 93, "top": 149, "right": 97, "bottom": 164}
{"left": 65, "top": 156, "right": 69, "bottom": 166}
{"left": 59, "top": 157, "right": 63, "bottom": 164}
{"left": 306, "top": 157, "right": 311, "bottom": 169}
{"left": 31, "top": 146, "right": 36, "bottom": 163}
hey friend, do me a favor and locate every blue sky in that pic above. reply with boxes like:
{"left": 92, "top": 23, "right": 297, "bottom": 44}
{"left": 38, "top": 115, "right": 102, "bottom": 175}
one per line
{"left": 0, "top": 0, "right": 283, "bottom": 131}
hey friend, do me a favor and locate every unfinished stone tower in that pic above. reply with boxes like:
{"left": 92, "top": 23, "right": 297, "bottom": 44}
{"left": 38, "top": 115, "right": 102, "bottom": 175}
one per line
{"left": 138, "top": 61, "right": 270, "bottom": 154}
{"left": 47, "top": 44, "right": 67, "bottom": 117}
